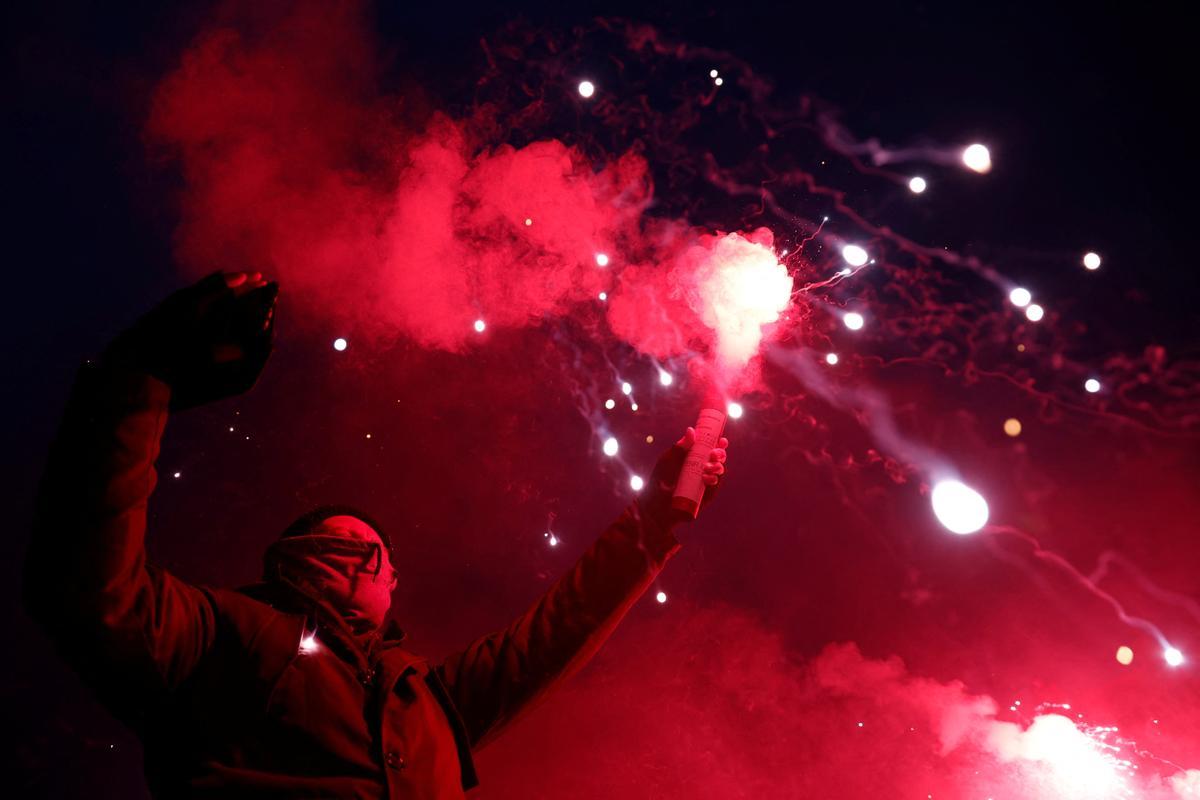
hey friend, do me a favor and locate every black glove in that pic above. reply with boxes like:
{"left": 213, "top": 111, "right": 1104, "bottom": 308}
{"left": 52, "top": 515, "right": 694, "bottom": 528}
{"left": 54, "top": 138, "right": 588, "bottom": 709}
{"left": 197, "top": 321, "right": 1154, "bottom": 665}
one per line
{"left": 106, "top": 271, "right": 278, "bottom": 410}
{"left": 638, "top": 427, "right": 728, "bottom": 530}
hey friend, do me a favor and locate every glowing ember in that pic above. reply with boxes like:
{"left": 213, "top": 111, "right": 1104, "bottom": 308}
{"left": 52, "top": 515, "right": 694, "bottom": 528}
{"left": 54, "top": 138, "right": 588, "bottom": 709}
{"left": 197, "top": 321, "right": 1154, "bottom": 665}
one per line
{"left": 842, "top": 244, "right": 869, "bottom": 267}
{"left": 603, "top": 437, "right": 619, "bottom": 457}
{"left": 333, "top": 337, "right": 348, "bottom": 351}
{"left": 1025, "top": 304, "right": 1045, "bottom": 322}
{"left": 1009, "top": 287, "right": 1032, "bottom": 307}
{"left": 963, "top": 143, "right": 992, "bottom": 173}
{"left": 1003, "top": 418, "right": 1022, "bottom": 437}
{"left": 843, "top": 312, "right": 865, "bottom": 330}
{"left": 931, "top": 479, "right": 989, "bottom": 534}
{"left": 908, "top": 176, "right": 927, "bottom": 193}
{"left": 1115, "top": 646, "right": 1134, "bottom": 665}
{"left": 577, "top": 80, "right": 595, "bottom": 98}
{"left": 1083, "top": 251, "right": 1102, "bottom": 270}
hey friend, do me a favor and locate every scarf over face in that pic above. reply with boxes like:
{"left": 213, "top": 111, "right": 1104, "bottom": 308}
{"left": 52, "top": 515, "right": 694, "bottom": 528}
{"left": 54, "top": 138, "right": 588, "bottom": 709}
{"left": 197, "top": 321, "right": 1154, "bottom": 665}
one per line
{"left": 263, "top": 535, "right": 395, "bottom": 633}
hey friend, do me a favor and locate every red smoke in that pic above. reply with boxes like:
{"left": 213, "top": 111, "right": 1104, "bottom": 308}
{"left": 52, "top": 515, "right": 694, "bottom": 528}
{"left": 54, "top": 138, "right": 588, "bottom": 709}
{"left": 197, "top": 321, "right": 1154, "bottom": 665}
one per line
{"left": 148, "top": 1, "right": 769, "bottom": 377}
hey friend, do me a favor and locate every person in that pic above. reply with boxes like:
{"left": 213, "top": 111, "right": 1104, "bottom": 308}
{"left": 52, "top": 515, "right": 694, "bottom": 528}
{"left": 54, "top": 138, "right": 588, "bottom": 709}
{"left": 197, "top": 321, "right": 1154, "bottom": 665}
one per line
{"left": 24, "top": 271, "right": 729, "bottom": 798}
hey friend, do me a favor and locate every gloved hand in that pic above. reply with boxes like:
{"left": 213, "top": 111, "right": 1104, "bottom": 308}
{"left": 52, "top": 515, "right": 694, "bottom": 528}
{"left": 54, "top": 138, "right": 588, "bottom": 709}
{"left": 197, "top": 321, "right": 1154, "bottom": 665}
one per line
{"left": 106, "top": 271, "right": 278, "bottom": 410}
{"left": 639, "top": 427, "right": 729, "bottom": 530}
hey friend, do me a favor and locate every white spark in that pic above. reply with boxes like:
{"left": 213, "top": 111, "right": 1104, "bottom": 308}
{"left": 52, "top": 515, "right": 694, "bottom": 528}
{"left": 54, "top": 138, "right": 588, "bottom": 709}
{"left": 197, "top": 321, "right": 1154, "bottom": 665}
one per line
{"left": 473, "top": 319, "right": 486, "bottom": 333}
{"left": 727, "top": 401, "right": 744, "bottom": 419}
{"left": 655, "top": 591, "right": 668, "bottom": 603}
{"left": 963, "top": 143, "right": 992, "bottom": 173}
{"left": 709, "top": 69, "right": 719, "bottom": 78}
{"left": 577, "top": 80, "right": 595, "bottom": 98}
{"left": 603, "top": 437, "right": 619, "bottom": 457}
{"left": 1025, "top": 303, "right": 1045, "bottom": 322}
{"left": 1084, "top": 378, "right": 1101, "bottom": 393}
{"left": 1009, "top": 287, "right": 1032, "bottom": 307}
{"left": 333, "top": 338, "right": 348, "bottom": 351}
{"left": 843, "top": 311, "right": 865, "bottom": 330}
{"left": 598, "top": 291, "right": 607, "bottom": 301}
{"left": 630, "top": 475, "right": 644, "bottom": 491}
{"left": 825, "top": 353, "right": 839, "bottom": 365}
{"left": 659, "top": 371, "right": 673, "bottom": 386}
{"left": 714, "top": 77, "right": 724, "bottom": 86}
{"left": 605, "top": 398, "right": 616, "bottom": 410}
{"left": 621, "top": 381, "right": 633, "bottom": 395}
{"left": 931, "top": 479, "right": 989, "bottom": 534}
{"left": 1083, "top": 252, "right": 1102, "bottom": 270}
{"left": 908, "top": 176, "right": 927, "bottom": 193}
{"left": 842, "top": 244, "right": 869, "bottom": 267}
{"left": 595, "top": 252, "right": 610, "bottom": 267}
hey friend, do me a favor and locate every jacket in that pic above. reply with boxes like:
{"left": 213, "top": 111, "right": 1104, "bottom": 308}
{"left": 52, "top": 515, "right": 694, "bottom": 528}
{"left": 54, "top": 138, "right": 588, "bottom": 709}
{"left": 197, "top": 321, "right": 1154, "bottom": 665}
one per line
{"left": 24, "top": 360, "right": 681, "bottom": 798}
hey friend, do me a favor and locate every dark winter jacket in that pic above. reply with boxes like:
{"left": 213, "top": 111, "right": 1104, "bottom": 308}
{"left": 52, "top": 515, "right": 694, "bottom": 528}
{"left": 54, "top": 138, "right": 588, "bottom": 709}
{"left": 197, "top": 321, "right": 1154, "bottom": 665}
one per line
{"left": 24, "top": 360, "right": 680, "bottom": 798}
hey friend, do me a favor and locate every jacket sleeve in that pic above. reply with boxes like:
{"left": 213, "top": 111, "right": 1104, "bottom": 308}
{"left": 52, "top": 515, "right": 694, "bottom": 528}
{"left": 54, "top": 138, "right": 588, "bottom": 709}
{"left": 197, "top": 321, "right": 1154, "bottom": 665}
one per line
{"left": 23, "top": 358, "right": 216, "bottom": 727}
{"left": 435, "top": 502, "right": 681, "bottom": 749}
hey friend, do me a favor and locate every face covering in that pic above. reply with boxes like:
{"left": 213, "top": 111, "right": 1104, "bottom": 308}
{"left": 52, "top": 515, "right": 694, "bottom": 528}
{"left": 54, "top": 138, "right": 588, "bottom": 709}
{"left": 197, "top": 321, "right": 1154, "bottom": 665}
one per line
{"left": 263, "top": 535, "right": 395, "bottom": 632}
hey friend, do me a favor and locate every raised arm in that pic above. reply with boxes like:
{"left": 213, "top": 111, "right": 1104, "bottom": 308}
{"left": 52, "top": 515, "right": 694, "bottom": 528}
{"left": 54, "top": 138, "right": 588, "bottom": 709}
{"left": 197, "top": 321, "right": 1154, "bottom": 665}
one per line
{"left": 436, "top": 429, "right": 729, "bottom": 748}
{"left": 23, "top": 271, "right": 278, "bottom": 727}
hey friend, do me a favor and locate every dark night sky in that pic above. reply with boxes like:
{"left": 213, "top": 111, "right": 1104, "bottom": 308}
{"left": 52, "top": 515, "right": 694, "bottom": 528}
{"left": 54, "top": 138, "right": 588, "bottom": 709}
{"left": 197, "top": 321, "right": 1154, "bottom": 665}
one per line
{"left": 5, "top": 2, "right": 1199, "bottom": 797}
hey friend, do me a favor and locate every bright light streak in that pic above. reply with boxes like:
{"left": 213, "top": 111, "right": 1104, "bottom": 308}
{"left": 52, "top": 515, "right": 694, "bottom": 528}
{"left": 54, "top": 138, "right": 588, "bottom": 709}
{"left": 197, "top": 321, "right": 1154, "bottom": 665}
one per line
{"left": 603, "top": 437, "right": 619, "bottom": 457}
{"left": 595, "top": 252, "right": 609, "bottom": 267}
{"left": 621, "top": 381, "right": 633, "bottom": 395}
{"left": 842, "top": 244, "right": 869, "bottom": 267}
{"left": 1115, "top": 646, "right": 1133, "bottom": 665}
{"left": 825, "top": 353, "right": 839, "bottom": 365}
{"left": 1084, "top": 378, "right": 1101, "bottom": 393}
{"left": 659, "top": 371, "right": 673, "bottom": 386}
{"left": 604, "top": 398, "right": 616, "bottom": 410}
{"left": 931, "top": 479, "right": 989, "bottom": 534}
{"left": 299, "top": 632, "right": 320, "bottom": 654}
{"left": 963, "top": 143, "right": 992, "bottom": 173}
{"left": 1165, "top": 647, "right": 1184, "bottom": 667}
{"left": 333, "top": 338, "right": 348, "bottom": 351}
{"left": 727, "top": 401, "right": 744, "bottom": 419}
{"left": 908, "top": 176, "right": 927, "bottom": 193}
{"left": 1009, "top": 287, "right": 1032, "bottom": 307}
{"left": 630, "top": 475, "right": 644, "bottom": 491}
{"left": 843, "top": 311, "right": 865, "bottom": 330}
{"left": 473, "top": 319, "right": 486, "bottom": 333}
{"left": 1025, "top": 303, "right": 1045, "bottom": 322}
{"left": 577, "top": 80, "right": 595, "bottom": 98}
{"left": 1083, "top": 252, "right": 1102, "bottom": 270}
{"left": 655, "top": 591, "right": 668, "bottom": 603}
